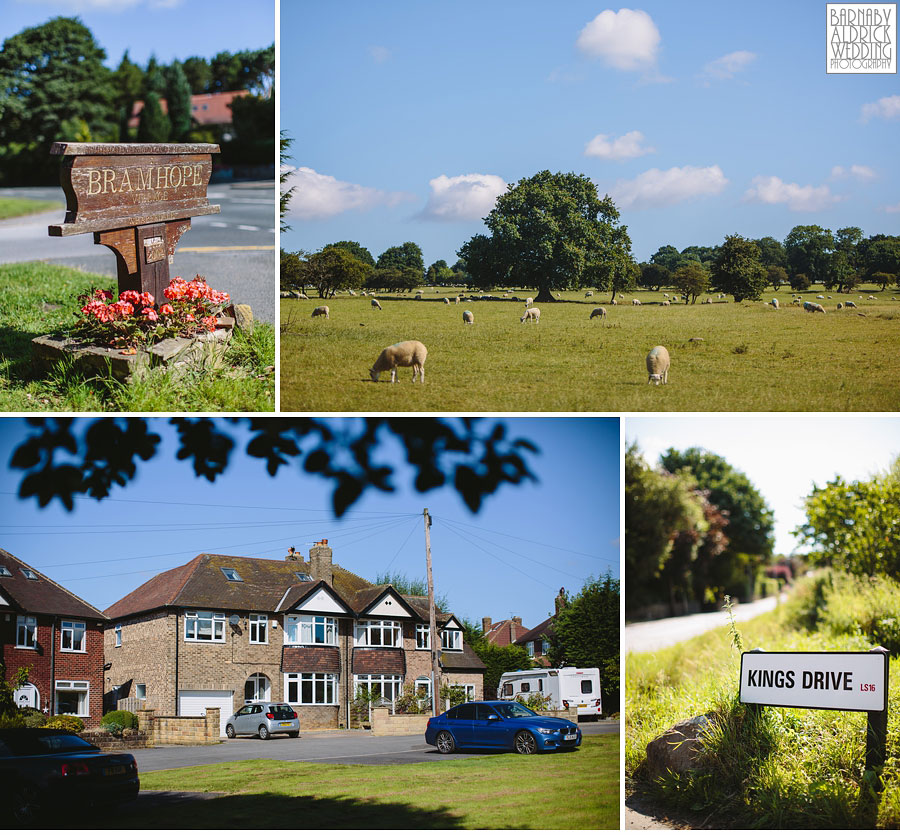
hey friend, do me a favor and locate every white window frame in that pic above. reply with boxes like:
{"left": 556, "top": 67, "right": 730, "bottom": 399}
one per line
{"left": 114, "top": 623, "right": 122, "bottom": 647}
{"left": 248, "top": 613, "right": 268, "bottom": 645}
{"left": 245, "top": 672, "right": 271, "bottom": 703}
{"left": 184, "top": 611, "right": 226, "bottom": 642}
{"left": 541, "top": 639, "right": 550, "bottom": 655}
{"left": 285, "top": 672, "right": 338, "bottom": 705}
{"left": 60, "top": 620, "right": 86, "bottom": 653}
{"left": 354, "top": 674, "right": 403, "bottom": 707}
{"left": 135, "top": 683, "right": 147, "bottom": 700}
{"left": 16, "top": 615, "right": 37, "bottom": 649}
{"left": 415, "top": 624, "right": 430, "bottom": 649}
{"left": 285, "top": 614, "right": 338, "bottom": 646}
{"left": 451, "top": 682, "right": 476, "bottom": 702}
{"left": 527, "top": 642, "right": 536, "bottom": 657}
{"left": 441, "top": 628, "right": 462, "bottom": 652}
{"left": 55, "top": 680, "right": 89, "bottom": 717}
{"left": 354, "top": 619, "right": 400, "bottom": 648}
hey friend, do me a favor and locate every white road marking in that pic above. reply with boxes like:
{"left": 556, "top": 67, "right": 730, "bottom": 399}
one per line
{"left": 210, "top": 222, "right": 228, "bottom": 227}
{"left": 238, "top": 225, "right": 261, "bottom": 231}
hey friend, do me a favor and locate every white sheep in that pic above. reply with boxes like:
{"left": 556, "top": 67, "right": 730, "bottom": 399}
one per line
{"left": 462, "top": 310, "right": 474, "bottom": 324}
{"left": 298, "top": 292, "right": 309, "bottom": 300}
{"left": 585, "top": 291, "right": 593, "bottom": 298}
{"left": 521, "top": 307, "right": 541, "bottom": 323}
{"left": 455, "top": 296, "right": 460, "bottom": 304}
{"left": 311, "top": 305, "right": 329, "bottom": 319}
{"left": 590, "top": 306, "right": 607, "bottom": 319}
{"left": 632, "top": 299, "right": 642, "bottom": 306}
{"left": 845, "top": 300, "right": 857, "bottom": 308}
{"left": 703, "top": 297, "right": 712, "bottom": 304}
{"left": 803, "top": 301, "right": 826, "bottom": 313}
{"left": 662, "top": 300, "right": 671, "bottom": 306}
{"left": 663, "top": 293, "right": 669, "bottom": 298}
{"left": 369, "top": 340, "right": 427, "bottom": 383}
{"left": 646, "top": 346, "right": 670, "bottom": 385}
{"left": 371, "top": 298, "right": 382, "bottom": 310}
{"left": 525, "top": 297, "right": 533, "bottom": 308}
{"left": 816, "top": 294, "right": 824, "bottom": 299}
{"left": 868, "top": 295, "right": 876, "bottom": 300}
{"left": 837, "top": 302, "right": 843, "bottom": 310}
{"left": 443, "top": 298, "right": 450, "bottom": 304}
{"left": 611, "top": 299, "right": 618, "bottom": 305}
{"left": 348, "top": 289, "right": 357, "bottom": 296}
{"left": 770, "top": 298, "right": 779, "bottom": 309}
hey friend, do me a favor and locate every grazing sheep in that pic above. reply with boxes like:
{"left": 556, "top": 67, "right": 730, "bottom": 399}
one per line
{"left": 703, "top": 297, "right": 712, "bottom": 304}
{"left": 646, "top": 346, "right": 670, "bottom": 385}
{"left": 803, "top": 301, "right": 826, "bottom": 314}
{"left": 611, "top": 299, "right": 618, "bottom": 305}
{"left": 415, "top": 293, "right": 423, "bottom": 300}
{"left": 816, "top": 294, "right": 824, "bottom": 299}
{"left": 462, "top": 310, "right": 474, "bottom": 325}
{"left": 525, "top": 297, "right": 534, "bottom": 308}
{"left": 837, "top": 303, "right": 843, "bottom": 310}
{"left": 590, "top": 306, "right": 607, "bottom": 319}
{"left": 298, "top": 292, "right": 309, "bottom": 300}
{"left": 618, "top": 293, "right": 624, "bottom": 299}
{"left": 663, "top": 292, "right": 669, "bottom": 298}
{"left": 348, "top": 289, "right": 357, "bottom": 296}
{"left": 632, "top": 299, "right": 642, "bottom": 306}
{"left": 521, "top": 307, "right": 541, "bottom": 323}
{"left": 585, "top": 291, "right": 594, "bottom": 298}
{"left": 455, "top": 296, "right": 460, "bottom": 304}
{"left": 443, "top": 298, "right": 450, "bottom": 304}
{"left": 369, "top": 340, "right": 427, "bottom": 383}
{"left": 371, "top": 298, "right": 383, "bottom": 310}
{"left": 868, "top": 295, "right": 876, "bottom": 300}
{"left": 662, "top": 300, "right": 671, "bottom": 306}
{"left": 311, "top": 305, "right": 330, "bottom": 319}
{"left": 845, "top": 300, "right": 857, "bottom": 308}
{"left": 770, "top": 298, "right": 779, "bottom": 309}
{"left": 791, "top": 299, "right": 801, "bottom": 306}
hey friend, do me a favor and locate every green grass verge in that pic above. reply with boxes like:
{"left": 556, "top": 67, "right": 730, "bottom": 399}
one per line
{"left": 0, "top": 262, "right": 274, "bottom": 412}
{"left": 0, "top": 196, "right": 62, "bottom": 219}
{"left": 280, "top": 286, "right": 900, "bottom": 411}
{"left": 626, "top": 592, "right": 900, "bottom": 828}
{"left": 117, "top": 735, "right": 616, "bottom": 829}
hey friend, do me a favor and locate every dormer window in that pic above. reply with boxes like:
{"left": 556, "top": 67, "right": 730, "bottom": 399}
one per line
{"left": 441, "top": 628, "right": 462, "bottom": 651}
{"left": 0, "top": 565, "right": 11, "bottom": 576}
{"left": 295, "top": 572, "right": 313, "bottom": 582}
{"left": 221, "top": 568, "right": 242, "bottom": 582}
{"left": 21, "top": 567, "right": 37, "bottom": 580}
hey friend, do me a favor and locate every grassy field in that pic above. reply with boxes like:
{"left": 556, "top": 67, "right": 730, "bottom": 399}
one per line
{"left": 0, "top": 262, "right": 274, "bottom": 412}
{"left": 626, "top": 581, "right": 900, "bottom": 828}
{"left": 106, "top": 735, "right": 616, "bottom": 829}
{"left": 0, "top": 196, "right": 62, "bottom": 219}
{"left": 280, "top": 285, "right": 900, "bottom": 411}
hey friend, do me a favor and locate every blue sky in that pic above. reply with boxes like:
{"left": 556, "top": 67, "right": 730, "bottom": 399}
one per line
{"left": 1, "top": 0, "right": 274, "bottom": 67}
{"left": 281, "top": 0, "right": 899, "bottom": 268}
{"left": 0, "top": 418, "right": 619, "bottom": 631}
{"left": 627, "top": 415, "right": 900, "bottom": 556}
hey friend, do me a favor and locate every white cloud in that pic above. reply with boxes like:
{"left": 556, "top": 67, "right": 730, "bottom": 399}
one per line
{"left": 861, "top": 95, "right": 900, "bottom": 122}
{"left": 609, "top": 165, "right": 727, "bottom": 209}
{"left": 576, "top": 9, "right": 661, "bottom": 71}
{"left": 283, "top": 166, "right": 414, "bottom": 220}
{"left": 420, "top": 173, "right": 507, "bottom": 221}
{"left": 885, "top": 202, "right": 900, "bottom": 214}
{"left": 584, "top": 130, "right": 654, "bottom": 160}
{"left": 369, "top": 45, "right": 391, "bottom": 64}
{"left": 744, "top": 175, "right": 841, "bottom": 211}
{"left": 700, "top": 50, "right": 757, "bottom": 80}
{"left": 831, "top": 164, "right": 877, "bottom": 181}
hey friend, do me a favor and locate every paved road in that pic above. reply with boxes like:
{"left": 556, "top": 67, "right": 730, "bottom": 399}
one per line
{"left": 0, "top": 182, "right": 276, "bottom": 323}
{"left": 625, "top": 594, "right": 786, "bottom": 654}
{"left": 128, "top": 721, "right": 616, "bottom": 772}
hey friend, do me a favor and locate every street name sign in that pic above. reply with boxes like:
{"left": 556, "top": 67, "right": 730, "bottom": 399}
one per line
{"left": 47, "top": 142, "right": 220, "bottom": 301}
{"left": 740, "top": 651, "right": 888, "bottom": 712}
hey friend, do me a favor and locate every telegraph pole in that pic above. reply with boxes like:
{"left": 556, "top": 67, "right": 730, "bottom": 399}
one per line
{"left": 424, "top": 508, "right": 440, "bottom": 716}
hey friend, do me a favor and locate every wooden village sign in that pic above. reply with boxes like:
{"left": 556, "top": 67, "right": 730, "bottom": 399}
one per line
{"left": 740, "top": 648, "right": 890, "bottom": 784}
{"left": 48, "top": 142, "right": 221, "bottom": 303}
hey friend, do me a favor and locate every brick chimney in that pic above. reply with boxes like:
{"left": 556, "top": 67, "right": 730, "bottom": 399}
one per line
{"left": 309, "top": 539, "right": 333, "bottom": 586}
{"left": 285, "top": 545, "right": 301, "bottom": 562}
{"left": 482, "top": 617, "right": 492, "bottom": 635}
{"left": 510, "top": 616, "right": 522, "bottom": 642}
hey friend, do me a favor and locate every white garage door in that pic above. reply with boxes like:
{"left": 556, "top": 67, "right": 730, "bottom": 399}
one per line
{"left": 178, "top": 690, "right": 234, "bottom": 737}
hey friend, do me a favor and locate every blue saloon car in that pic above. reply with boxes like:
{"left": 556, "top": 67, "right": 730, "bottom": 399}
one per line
{"left": 425, "top": 700, "right": 582, "bottom": 755}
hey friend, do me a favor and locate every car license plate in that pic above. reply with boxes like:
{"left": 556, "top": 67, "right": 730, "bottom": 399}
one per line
{"left": 578, "top": 703, "right": 587, "bottom": 708}
{"left": 280, "top": 722, "right": 293, "bottom": 727}
{"left": 564, "top": 733, "right": 577, "bottom": 741}
{"left": 104, "top": 765, "right": 126, "bottom": 776}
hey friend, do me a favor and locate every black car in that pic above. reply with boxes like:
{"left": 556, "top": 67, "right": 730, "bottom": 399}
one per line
{"left": 0, "top": 728, "right": 140, "bottom": 824}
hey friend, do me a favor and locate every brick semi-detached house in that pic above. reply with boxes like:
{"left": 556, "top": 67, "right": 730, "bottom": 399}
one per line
{"left": 0, "top": 549, "right": 106, "bottom": 726}
{"left": 104, "top": 541, "right": 485, "bottom": 735}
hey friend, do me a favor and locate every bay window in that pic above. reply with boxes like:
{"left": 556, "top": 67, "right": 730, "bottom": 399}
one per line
{"left": 354, "top": 619, "right": 400, "bottom": 647}
{"left": 285, "top": 672, "right": 338, "bottom": 704}
{"left": 285, "top": 615, "right": 337, "bottom": 645}
{"left": 55, "top": 680, "right": 89, "bottom": 716}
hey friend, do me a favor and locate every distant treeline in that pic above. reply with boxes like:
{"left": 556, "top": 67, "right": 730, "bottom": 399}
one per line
{"left": 0, "top": 17, "right": 274, "bottom": 184}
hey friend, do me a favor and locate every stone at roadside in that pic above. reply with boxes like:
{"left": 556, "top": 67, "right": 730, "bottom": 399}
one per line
{"left": 232, "top": 304, "right": 254, "bottom": 331}
{"left": 645, "top": 713, "right": 718, "bottom": 780}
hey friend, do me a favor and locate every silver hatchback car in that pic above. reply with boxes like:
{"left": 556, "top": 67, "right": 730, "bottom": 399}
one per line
{"left": 225, "top": 702, "right": 300, "bottom": 739}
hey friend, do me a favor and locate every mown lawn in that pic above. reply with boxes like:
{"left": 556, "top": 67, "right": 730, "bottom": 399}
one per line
{"left": 627, "top": 594, "right": 900, "bottom": 828}
{"left": 0, "top": 196, "right": 62, "bottom": 219}
{"left": 0, "top": 262, "right": 274, "bottom": 412}
{"left": 280, "top": 285, "right": 900, "bottom": 412}
{"left": 109, "top": 735, "right": 616, "bottom": 829}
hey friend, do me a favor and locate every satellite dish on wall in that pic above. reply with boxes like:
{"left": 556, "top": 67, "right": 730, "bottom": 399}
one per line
{"left": 229, "top": 615, "right": 240, "bottom": 626}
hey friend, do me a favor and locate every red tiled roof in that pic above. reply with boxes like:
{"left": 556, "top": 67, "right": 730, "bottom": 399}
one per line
{"left": 0, "top": 548, "right": 106, "bottom": 621}
{"left": 352, "top": 648, "right": 405, "bottom": 675}
{"left": 484, "top": 618, "right": 530, "bottom": 647}
{"left": 515, "top": 615, "right": 556, "bottom": 646}
{"left": 282, "top": 646, "right": 341, "bottom": 674}
{"left": 128, "top": 90, "right": 252, "bottom": 128}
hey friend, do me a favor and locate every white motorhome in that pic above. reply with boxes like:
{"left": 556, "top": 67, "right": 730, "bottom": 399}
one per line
{"left": 497, "top": 667, "right": 602, "bottom": 718}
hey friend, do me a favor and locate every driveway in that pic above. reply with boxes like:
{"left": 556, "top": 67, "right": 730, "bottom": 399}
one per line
{"left": 129, "top": 721, "right": 616, "bottom": 772}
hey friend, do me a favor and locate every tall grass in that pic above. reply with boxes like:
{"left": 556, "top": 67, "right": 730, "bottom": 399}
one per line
{"left": 627, "top": 582, "right": 900, "bottom": 828}
{"left": 280, "top": 286, "right": 900, "bottom": 412}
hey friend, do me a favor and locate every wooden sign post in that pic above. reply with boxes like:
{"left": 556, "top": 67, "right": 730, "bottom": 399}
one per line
{"left": 48, "top": 142, "right": 220, "bottom": 303}
{"left": 740, "top": 647, "right": 890, "bottom": 788}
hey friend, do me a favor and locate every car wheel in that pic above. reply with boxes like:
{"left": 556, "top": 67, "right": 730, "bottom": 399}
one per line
{"left": 225, "top": 724, "right": 236, "bottom": 739}
{"left": 258, "top": 725, "right": 270, "bottom": 740}
{"left": 287, "top": 731, "right": 299, "bottom": 738}
{"left": 12, "top": 782, "right": 42, "bottom": 824}
{"left": 435, "top": 730, "right": 456, "bottom": 754}
{"left": 514, "top": 730, "right": 538, "bottom": 755}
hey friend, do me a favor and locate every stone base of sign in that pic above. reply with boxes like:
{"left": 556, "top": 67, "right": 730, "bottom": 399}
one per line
{"left": 32, "top": 324, "right": 233, "bottom": 383}
{"left": 645, "top": 713, "right": 718, "bottom": 779}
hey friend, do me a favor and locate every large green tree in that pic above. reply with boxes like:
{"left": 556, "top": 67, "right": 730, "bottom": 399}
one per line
{"left": 784, "top": 225, "right": 834, "bottom": 286}
{"left": 639, "top": 262, "right": 671, "bottom": 292}
{"left": 673, "top": 262, "right": 710, "bottom": 304}
{"left": 165, "top": 60, "right": 193, "bottom": 142}
{"left": 859, "top": 235, "right": 900, "bottom": 289}
{"left": 754, "top": 236, "right": 787, "bottom": 269}
{"left": 377, "top": 242, "right": 425, "bottom": 281}
{"left": 547, "top": 574, "right": 620, "bottom": 714}
{"left": 0, "top": 17, "right": 117, "bottom": 182}
{"left": 711, "top": 234, "right": 766, "bottom": 302}
{"left": 306, "top": 247, "right": 372, "bottom": 298}
{"left": 136, "top": 90, "right": 170, "bottom": 143}
{"left": 329, "top": 241, "right": 375, "bottom": 267}
{"left": 458, "top": 170, "right": 633, "bottom": 303}
{"left": 111, "top": 50, "right": 144, "bottom": 141}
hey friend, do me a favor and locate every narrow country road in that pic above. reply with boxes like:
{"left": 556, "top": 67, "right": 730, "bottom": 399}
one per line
{"left": 625, "top": 593, "right": 787, "bottom": 654}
